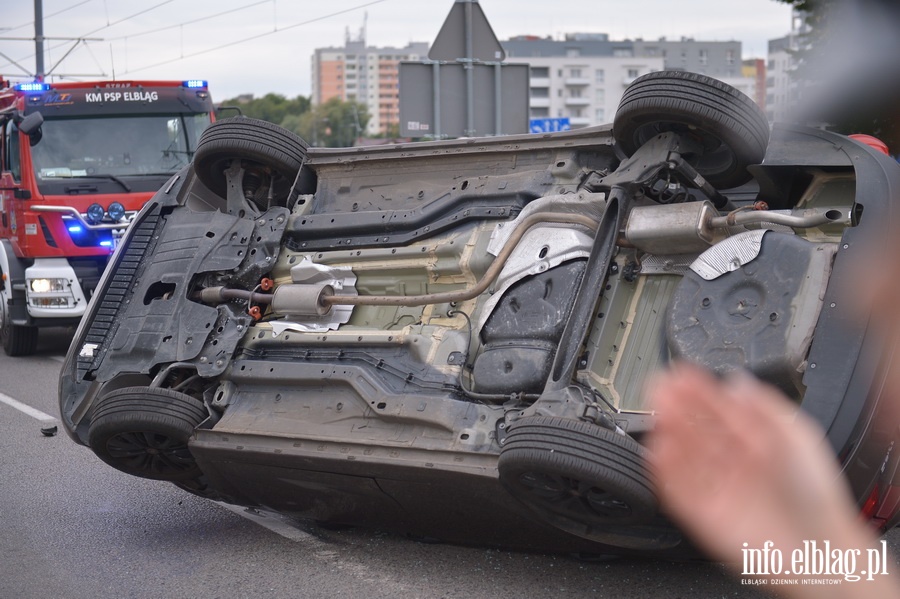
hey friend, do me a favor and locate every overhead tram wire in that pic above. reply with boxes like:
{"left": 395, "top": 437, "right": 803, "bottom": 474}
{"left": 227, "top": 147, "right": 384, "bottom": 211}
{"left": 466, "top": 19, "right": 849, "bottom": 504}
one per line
{"left": 0, "top": 0, "right": 94, "bottom": 35}
{"left": 121, "top": 0, "right": 389, "bottom": 75}
{"left": 0, "top": 0, "right": 175, "bottom": 73}
{"left": 106, "top": 0, "right": 274, "bottom": 42}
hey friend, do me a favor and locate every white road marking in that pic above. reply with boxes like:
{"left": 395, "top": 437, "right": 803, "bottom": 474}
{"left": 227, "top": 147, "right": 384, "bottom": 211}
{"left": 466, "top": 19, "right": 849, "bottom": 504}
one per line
{"left": 0, "top": 392, "right": 57, "bottom": 422}
{"left": 212, "top": 501, "right": 412, "bottom": 590}
{"left": 213, "top": 502, "right": 319, "bottom": 544}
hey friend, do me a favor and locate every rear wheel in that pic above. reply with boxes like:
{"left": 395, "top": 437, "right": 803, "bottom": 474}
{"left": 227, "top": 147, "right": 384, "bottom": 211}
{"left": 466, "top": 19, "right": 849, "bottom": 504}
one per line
{"left": 0, "top": 281, "right": 38, "bottom": 356}
{"left": 498, "top": 416, "right": 657, "bottom": 541}
{"left": 614, "top": 70, "right": 770, "bottom": 189}
{"left": 88, "top": 387, "right": 207, "bottom": 481}
{"left": 193, "top": 116, "right": 313, "bottom": 206}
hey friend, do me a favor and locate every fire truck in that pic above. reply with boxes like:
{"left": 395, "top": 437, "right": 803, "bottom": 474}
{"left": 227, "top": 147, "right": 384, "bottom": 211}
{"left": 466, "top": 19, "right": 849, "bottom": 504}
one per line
{"left": 0, "top": 79, "right": 215, "bottom": 355}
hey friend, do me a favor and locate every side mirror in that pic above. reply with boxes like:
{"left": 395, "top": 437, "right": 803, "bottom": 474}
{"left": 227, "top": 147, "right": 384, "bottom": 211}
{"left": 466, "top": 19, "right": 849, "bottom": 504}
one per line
{"left": 215, "top": 106, "right": 242, "bottom": 118}
{"left": 17, "top": 111, "right": 43, "bottom": 146}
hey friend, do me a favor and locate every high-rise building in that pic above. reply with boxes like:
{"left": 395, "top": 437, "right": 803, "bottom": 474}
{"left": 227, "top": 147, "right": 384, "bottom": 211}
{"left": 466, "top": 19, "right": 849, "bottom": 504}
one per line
{"left": 311, "top": 40, "right": 429, "bottom": 136}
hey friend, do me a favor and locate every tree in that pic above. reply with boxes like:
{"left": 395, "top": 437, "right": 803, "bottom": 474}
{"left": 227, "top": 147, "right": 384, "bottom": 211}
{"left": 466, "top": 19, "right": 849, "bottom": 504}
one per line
{"left": 217, "top": 93, "right": 311, "bottom": 127}
{"left": 284, "top": 98, "right": 370, "bottom": 148}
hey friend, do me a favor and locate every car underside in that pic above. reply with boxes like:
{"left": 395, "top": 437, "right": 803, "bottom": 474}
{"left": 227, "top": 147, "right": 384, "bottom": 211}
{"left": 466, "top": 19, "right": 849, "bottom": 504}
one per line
{"left": 59, "top": 72, "right": 900, "bottom": 556}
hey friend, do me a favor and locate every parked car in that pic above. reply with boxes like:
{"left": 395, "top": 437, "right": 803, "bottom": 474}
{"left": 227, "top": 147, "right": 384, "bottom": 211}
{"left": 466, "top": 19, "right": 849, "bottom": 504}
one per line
{"left": 58, "top": 72, "right": 900, "bottom": 557}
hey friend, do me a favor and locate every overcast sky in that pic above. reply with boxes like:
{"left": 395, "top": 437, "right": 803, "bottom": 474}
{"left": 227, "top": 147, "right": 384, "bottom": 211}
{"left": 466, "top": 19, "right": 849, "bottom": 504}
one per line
{"left": 0, "top": 0, "right": 793, "bottom": 100}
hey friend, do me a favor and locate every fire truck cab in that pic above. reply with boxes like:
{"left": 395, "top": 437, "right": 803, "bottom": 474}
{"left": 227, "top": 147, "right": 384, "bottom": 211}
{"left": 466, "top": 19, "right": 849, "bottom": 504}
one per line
{"left": 0, "top": 78, "right": 214, "bottom": 355}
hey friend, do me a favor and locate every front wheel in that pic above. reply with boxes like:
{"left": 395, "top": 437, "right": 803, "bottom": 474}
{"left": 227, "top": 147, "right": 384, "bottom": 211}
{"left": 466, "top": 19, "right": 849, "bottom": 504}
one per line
{"left": 193, "top": 116, "right": 313, "bottom": 206}
{"left": 88, "top": 387, "right": 208, "bottom": 481}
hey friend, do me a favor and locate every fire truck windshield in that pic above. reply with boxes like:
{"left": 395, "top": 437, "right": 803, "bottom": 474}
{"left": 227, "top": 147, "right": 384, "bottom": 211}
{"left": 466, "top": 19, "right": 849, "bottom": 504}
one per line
{"left": 30, "top": 113, "right": 210, "bottom": 186}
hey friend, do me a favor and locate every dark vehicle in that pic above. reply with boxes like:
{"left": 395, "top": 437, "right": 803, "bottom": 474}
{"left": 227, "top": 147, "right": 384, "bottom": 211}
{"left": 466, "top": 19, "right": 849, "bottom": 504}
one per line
{"left": 58, "top": 72, "right": 900, "bottom": 556}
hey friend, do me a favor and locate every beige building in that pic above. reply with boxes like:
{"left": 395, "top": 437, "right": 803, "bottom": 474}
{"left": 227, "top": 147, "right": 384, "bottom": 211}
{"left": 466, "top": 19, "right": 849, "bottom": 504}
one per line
{"left": 311, "top": 41, "right": 429, "bottom": 136}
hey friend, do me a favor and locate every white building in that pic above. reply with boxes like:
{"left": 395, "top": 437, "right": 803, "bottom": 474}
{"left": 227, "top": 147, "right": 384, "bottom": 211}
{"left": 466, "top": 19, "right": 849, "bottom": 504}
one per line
{"left": 504, "top": 35, "right": 753, "bottom": 129}
{"left": 766, "top": 10, "right": 811, "bottom": 122}
{"left": 523, "top": 56, "right": 665, "bottom": 127}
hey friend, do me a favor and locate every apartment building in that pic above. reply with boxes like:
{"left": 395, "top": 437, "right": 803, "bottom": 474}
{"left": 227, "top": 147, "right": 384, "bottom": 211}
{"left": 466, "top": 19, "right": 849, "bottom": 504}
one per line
{"left": 766, "top": 10, "right": 811, "bottom": 122}
{"left": 521, "top": 56, "right": 664, "bottom": 127}
{"left": 311, "top": 40, "right": 429, "bottom": 135}
{"left": 503, "top": 35, "right": 750, "bottom": 128}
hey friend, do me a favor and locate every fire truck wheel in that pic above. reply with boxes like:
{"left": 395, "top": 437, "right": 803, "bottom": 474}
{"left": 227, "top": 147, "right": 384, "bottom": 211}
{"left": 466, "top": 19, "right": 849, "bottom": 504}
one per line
{"left": 193, "top": 117, "right": 313, "bottom": 207}
{"left": 0, "top": 284, "right": 38, "bottom": 356}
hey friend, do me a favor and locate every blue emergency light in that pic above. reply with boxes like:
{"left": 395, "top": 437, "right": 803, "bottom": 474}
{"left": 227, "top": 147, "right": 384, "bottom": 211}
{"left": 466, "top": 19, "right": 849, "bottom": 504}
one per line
{"left": 15, "top": 82, "right": 50, "bottom": 92}
{"left": 183, "top": 80, "right": 207, "bottom": 89}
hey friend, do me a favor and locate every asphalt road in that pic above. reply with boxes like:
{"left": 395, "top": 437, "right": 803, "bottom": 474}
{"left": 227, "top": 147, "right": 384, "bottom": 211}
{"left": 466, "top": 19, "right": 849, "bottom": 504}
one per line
{"left": 1, "top": 327, "right": 897, "bottom": 599}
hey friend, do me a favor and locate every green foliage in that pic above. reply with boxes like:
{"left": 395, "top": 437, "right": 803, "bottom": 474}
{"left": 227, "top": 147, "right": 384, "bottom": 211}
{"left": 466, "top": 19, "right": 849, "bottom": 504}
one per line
{"left": 284, "top": 98, "right": 371, "bottom": 148}
{"left": 217, "top": 93, "right": 370, "bottom": 147}
{"left": 218, "top": 93, "right": 311, "bottom": 125}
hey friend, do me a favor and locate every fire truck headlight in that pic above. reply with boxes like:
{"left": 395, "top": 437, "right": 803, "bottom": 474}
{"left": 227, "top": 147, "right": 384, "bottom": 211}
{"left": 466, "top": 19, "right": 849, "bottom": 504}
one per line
{"left": 29, "top": 278, "right": 68, "bottom": 294}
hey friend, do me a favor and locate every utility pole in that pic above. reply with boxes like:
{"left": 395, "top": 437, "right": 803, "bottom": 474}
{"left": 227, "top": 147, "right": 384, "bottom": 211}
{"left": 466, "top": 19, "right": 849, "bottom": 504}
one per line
{"left": 34, "top": 0, "right": 45, "bottom": 79}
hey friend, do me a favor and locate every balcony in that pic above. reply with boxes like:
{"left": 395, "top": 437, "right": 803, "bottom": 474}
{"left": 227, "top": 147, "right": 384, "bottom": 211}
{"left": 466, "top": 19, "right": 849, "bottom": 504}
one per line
{"left": 530, "top": 97, "right": 551, "bottom": 108}
{"left": 568, "top": 116, "right": 592, "bottom": 127}
{"left": 564, "top": 97, "right": 590, "bottom": 107}
{"left": 529, "top": 77, "right": 550, "bottom": 87}
{"left": 565, "top": 77, "right": 591, "bottom": 86}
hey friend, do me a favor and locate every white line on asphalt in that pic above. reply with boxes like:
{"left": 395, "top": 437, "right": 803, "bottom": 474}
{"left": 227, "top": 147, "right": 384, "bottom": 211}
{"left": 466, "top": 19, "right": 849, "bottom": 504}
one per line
{"left": 213, "top": 502, "right": 319, "bottom": 544}
{"left": 0, "top": 392, "right": 57, "bottom": 422}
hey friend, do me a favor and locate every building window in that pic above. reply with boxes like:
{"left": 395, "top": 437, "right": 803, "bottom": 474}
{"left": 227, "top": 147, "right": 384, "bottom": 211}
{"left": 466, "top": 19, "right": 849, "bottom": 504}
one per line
{"left": 531, "top": 66, "right": 549, "bottom": 78}
{"left": 530, "top": 87, "right": 549, "bottom": 98}
{"left": 726, "top": 49, "right": 736, "bottom": 65}
{"left": 595, "top": 89, "right": 605, "bottom": 104}
{"left": 627, "top": 68, "right": 639, "bottom": 79}
{"left": 531, "top": 107, "right": 549, "bottom": 117}
{"left": 566, "top": 48, "right": 580, "bottom": 57}
{"left": 570, "top": 68, "right": 582, "bottom": 78}
{"left": 595, "top": 108, "right": 605, "bottom": 122}
{"left": 570, "top": 108, "right": 583, "bottom": 118}
{"left": 595, "top": 69, "right": 605, "bottom": 83}
{"left": 699, "top": 49, "right": 708, "bottom": 65}
{"left": 558, "top": 89, "right": 563, "bottom": 97}
{"left": 570, "top": 88, "right": 582, "bottom": 98}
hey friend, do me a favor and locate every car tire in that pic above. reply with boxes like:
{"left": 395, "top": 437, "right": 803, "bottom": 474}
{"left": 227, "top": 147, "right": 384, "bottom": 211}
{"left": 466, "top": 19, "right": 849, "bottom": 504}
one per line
{"left": 613, "top": 70, "right": 770, "bottom": 189}
{"left": 0, "top": 283, "right": 38, "bottom": 356}
{"left": 193, "top": 116, "right": 313, "bottom": 204}
{"left": 498, "top": 416, "right": 657, "bottom": 535}
{"left": 88, "top": 386, "right": 207, "bottom": 481}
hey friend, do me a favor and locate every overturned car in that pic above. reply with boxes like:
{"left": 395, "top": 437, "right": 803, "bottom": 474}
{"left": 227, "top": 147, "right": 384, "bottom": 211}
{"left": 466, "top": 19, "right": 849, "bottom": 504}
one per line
{"left": 59, "top": 72, "right": 900, "bottom": 556}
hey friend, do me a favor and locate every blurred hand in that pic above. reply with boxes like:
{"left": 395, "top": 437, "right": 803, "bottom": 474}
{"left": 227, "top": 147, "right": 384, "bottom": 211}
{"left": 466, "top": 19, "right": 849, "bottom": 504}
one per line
{"left": 645, "top": 364, "right": 897, "bottom": 598}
